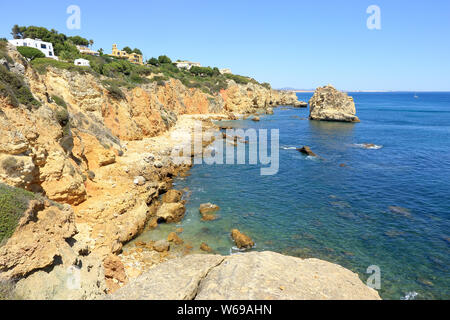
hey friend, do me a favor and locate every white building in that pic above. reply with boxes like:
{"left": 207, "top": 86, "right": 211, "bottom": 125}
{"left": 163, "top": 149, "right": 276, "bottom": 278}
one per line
{"left": 8, "top": 38, "right": 57, "bottom": 59}
{"left": 76, "top": 45, "right": 99, "bottom": 56}
{"left": 174, "top": 61, "right": 201, "bottom": 70}
{"left": 74, "top": 58, "right": 90, "bottom": 67}
{"left": 219, "top": 68, "right": 232, "bottom": 75}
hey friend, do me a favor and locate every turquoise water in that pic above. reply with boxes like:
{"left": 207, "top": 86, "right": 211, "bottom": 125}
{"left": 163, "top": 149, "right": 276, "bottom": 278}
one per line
{"left": 136, "top": 92, "right": 450, "bottom": 300}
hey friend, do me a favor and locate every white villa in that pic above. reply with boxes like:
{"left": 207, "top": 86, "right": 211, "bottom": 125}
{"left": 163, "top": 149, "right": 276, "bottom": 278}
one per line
{"left": 76, "top": 45, "right": 99, "bottom": 56}
{"left": 174, "top": 61, "right": 201, "bottom": 70}
{"left": 219, "top": 68, "right": 232, "bottom": 75}
{"left": 8, "top": 38, "right": 57, "bottom": 59}
{"left": 74, "top": 58, "right": 90, "bottom": 67}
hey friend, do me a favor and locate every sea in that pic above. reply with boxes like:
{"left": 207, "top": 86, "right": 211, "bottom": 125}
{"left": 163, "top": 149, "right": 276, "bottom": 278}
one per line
{"left": 130, "top": 92, "right": 450, "bottom": 300}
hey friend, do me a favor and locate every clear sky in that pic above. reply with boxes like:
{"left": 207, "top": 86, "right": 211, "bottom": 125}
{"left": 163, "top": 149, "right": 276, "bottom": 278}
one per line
{"left": 1, "top": 0, "right": 449, "bottom": 91}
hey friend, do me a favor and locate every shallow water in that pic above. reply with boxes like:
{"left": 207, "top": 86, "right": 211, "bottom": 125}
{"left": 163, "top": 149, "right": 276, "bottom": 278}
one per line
{"left": 133, "top": 92, "right": 450, "bottom": 300}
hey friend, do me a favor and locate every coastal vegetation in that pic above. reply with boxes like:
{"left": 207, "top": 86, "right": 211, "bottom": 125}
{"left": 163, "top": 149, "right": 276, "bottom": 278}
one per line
{"left": 11, "top": 25, "right": 264, "bottom": 96}
{"left": 0, "top": 183, "right": 36, "bottom": 246}
{"left": 16, "top": 46, "right": 45, "bottom": 61}
{"left": 0, "top": 45, "right": 40, "bottom": 108}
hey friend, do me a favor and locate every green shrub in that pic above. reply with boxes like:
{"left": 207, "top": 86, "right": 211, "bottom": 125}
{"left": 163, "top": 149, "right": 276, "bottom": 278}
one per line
{"left": 51, "top": 95, "right": 67, "bottom": 108}
{"left": 55, "top": 108, "right": 69, "bottom": 126}
{"left": 16, "top": 46, "right": 45, "bottom": 61}
{"left": 0, "top": 65, "right": 40, "bottom": 108}
{"left": 31, "top": 58, "right": 91, "bottom": 75}
{"left": 158, "top": 55, "right": 172, "bottom": 64}
{"left": 0, "top": 183, "right": 36, "bottom": 246}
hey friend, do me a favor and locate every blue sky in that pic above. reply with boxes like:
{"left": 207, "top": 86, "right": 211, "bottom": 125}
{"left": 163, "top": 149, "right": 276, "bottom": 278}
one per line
{"left": 1, "top": 0, "right": 449, "bottom": 91}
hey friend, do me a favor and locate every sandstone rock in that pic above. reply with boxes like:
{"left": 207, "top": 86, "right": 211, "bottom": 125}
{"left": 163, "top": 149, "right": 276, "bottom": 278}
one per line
{"left": 199, "top": 203, "right": 220, "bottom": 215}
{"left": 103, "top": 254, "right": 127, "bottom": 293}
{"left": 154, "top": 161, "right": 163, "bottom": 168}
{"left": 231, "top": 229, "right": 255, "bottom": 249}
{"left": 294, "top": 101, "right": 308, "bottom": 108}
{"left": 156, "top": 202, "right": 186, "bottom": 223}
{"left": 162, "top": 189, "right": 183, "bottom": 203}
{"left": 200, "top": 243, "right": 213, "bottom": 253}
{"left": 309, "top": 85, "right": 359, "bottom": 122}
{"left": 153, "top": 240, "right": 170, "bottom": 253}
{"left": 297, "top": 146, "right": 317, "bottom": 157}
{"left": 0, "top": 201, "right": 77, "bottom": 280}
{"left": 14, "top": 254, "right": 107, "bottom": 300}
{"left": 133, "top": 176, "right": 146, "bottom": 186}
{"left": 201, "top": 214, "right": 217, "bottom": 222}
{"left": 167, "top": 232, "right": 184, "bottom": 245}
{"left": 252, "top": 116, "right": 260, "bottom": 122}
{"left": 109, "top": 252, "right": 381, "bottom": 300}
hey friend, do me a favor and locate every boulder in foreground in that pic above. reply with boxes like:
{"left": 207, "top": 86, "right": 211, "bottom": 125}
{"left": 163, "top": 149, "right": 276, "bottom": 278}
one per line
{"left": 309, "top": 85, "right": 360, "bottom": 122}
{"left": 109, "top": 251, "right": 381, "bottom": 300}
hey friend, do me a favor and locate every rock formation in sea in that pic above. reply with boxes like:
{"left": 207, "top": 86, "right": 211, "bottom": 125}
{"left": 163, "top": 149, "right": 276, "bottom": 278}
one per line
{"left": 309, "top": 84, "right": 360, "bottom": 122}
{"left": 109, "top": 252, "right": 381, "bottom": 300}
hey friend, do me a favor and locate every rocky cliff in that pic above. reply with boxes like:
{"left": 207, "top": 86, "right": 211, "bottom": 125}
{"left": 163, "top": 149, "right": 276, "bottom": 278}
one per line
{"left": 309, "top": 85, "right": 360, "bottom": 122}
{"left": 0, "top": 44, "right": 311, "bottom": 299}
{"left": 0, "top": 45, "right": 377, "bottom": 300}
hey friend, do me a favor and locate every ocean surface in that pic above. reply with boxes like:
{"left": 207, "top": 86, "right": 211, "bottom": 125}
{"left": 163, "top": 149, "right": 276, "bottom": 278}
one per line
{"left": 133, "top": 92, "right": 450, "bottom": 300}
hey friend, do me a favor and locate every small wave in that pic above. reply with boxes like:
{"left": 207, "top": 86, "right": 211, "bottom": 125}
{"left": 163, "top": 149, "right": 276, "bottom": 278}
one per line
{"left": 401, "top": 292, "right": 418, "bottom": 300}
{"left": 281, "top": 146, "right": 297, "bottom": 150}
{"left": 354, "top": 143, "right": 383, "bottom": 150}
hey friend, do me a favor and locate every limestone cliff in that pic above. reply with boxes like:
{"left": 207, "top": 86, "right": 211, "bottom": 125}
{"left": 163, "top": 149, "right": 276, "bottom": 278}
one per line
{"left": 0, "top": 44, "right": 302, "bottom": 293}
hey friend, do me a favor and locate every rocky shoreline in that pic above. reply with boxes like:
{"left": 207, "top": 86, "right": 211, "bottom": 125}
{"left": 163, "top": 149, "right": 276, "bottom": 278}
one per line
{"left": 0, "top": 44, "right": 376, "bottom": 300}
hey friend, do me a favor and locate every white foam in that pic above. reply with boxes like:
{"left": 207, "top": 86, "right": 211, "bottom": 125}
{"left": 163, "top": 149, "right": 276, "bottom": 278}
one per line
{"left": 354, "top": 143, "right": 383, "bottom": 150}
{"left": 401, "top": 291, "right": 418, "bottom": 300}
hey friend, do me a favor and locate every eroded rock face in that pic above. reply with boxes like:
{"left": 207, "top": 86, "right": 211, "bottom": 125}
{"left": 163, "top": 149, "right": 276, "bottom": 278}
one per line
{"left": 309, "top": 85, "right": 359, "bottom": 122}
{"left": 109, "top": 252, "right": 381, "bottom": 300}
{"left": 156, "top": 202, "right": 186, "bottom": 223}
{"left": 0, "top": 200, "right": 76, "bottom": 280}
{"left": 162, "top": 190, "right": 183, "bottom": 203}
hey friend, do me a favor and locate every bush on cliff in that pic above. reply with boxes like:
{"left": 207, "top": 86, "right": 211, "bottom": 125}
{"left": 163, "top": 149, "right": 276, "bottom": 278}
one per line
{"left": 31, "top": 58, "right": 91, "bottom": 75}
{"left": 0, "top": 183, "right": 36, "bottom": 246}
{"left": 16, "top": 46, "right": 45, "bottom": 61}
{"left": 0, "top": 65, "right": 40, "bottom": 108}
{"left": 51, "top": 95, "right": 67, "bottom": 109}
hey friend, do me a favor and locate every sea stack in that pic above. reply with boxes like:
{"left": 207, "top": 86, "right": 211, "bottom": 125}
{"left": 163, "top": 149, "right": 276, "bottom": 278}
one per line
{"left": 309, "top": 85, "right": 360, "bottom": 122}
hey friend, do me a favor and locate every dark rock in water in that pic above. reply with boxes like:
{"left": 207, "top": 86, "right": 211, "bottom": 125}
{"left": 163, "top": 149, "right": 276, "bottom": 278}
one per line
{"left": 388, "top": 206, "right": 411, "bottom": 217}
{"left": 251, "top": 116, "right": 260, "bottom": 122}
{"left": 297, "top": 146, "right": 317, "bottom": 157}
{"left": 293, "top": 101, "right": 308, "bottom": 108}
{"left": 339, "top": 163, "right": 347, "bottom": 167}
{"left": 231, "top": 229, "right": 255, "bottom": 249}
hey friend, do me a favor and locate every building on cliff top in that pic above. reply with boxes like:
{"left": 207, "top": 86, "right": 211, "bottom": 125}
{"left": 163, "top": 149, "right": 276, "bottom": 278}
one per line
{"left": 110, "top": 44, "right": 143, "bottom": 65}
{"left": 8, "top": 38, "right": 58, "bottom": 60}
{"left": 219, "top": 68, "right": 232, "bottom": 74}
{"left": 174, "top": 61, "right": 202, "bottom": 70}
{"left": 74, "top": 58, "right": 90, "bottom": 67}
{"left": 76, "top": 45, "right": 99, "bottom": 56}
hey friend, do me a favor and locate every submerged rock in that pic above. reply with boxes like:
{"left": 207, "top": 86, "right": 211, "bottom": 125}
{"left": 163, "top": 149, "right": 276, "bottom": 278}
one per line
{"left": 297, "top": 146, "right": 317, "bottom": 157}
{"left": 109, "top": 252, "right": 381, "bottom": 300}
{"left": 231, "top": 229, "right": 255, "bottom": 249}
{"left": 199, "top": 203, "right": 220, "bottom": 215}
{"left": 309, "top": 85, "right": 359, "bottom": 122}
{"left": 200, "top": 243, "right": 213, "bottom": 253}
{"left": 153, "top": 240, "right": 170, "bottom": 253}
{"left": 167, "top": 232, "right": 184, "bottom": 245}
